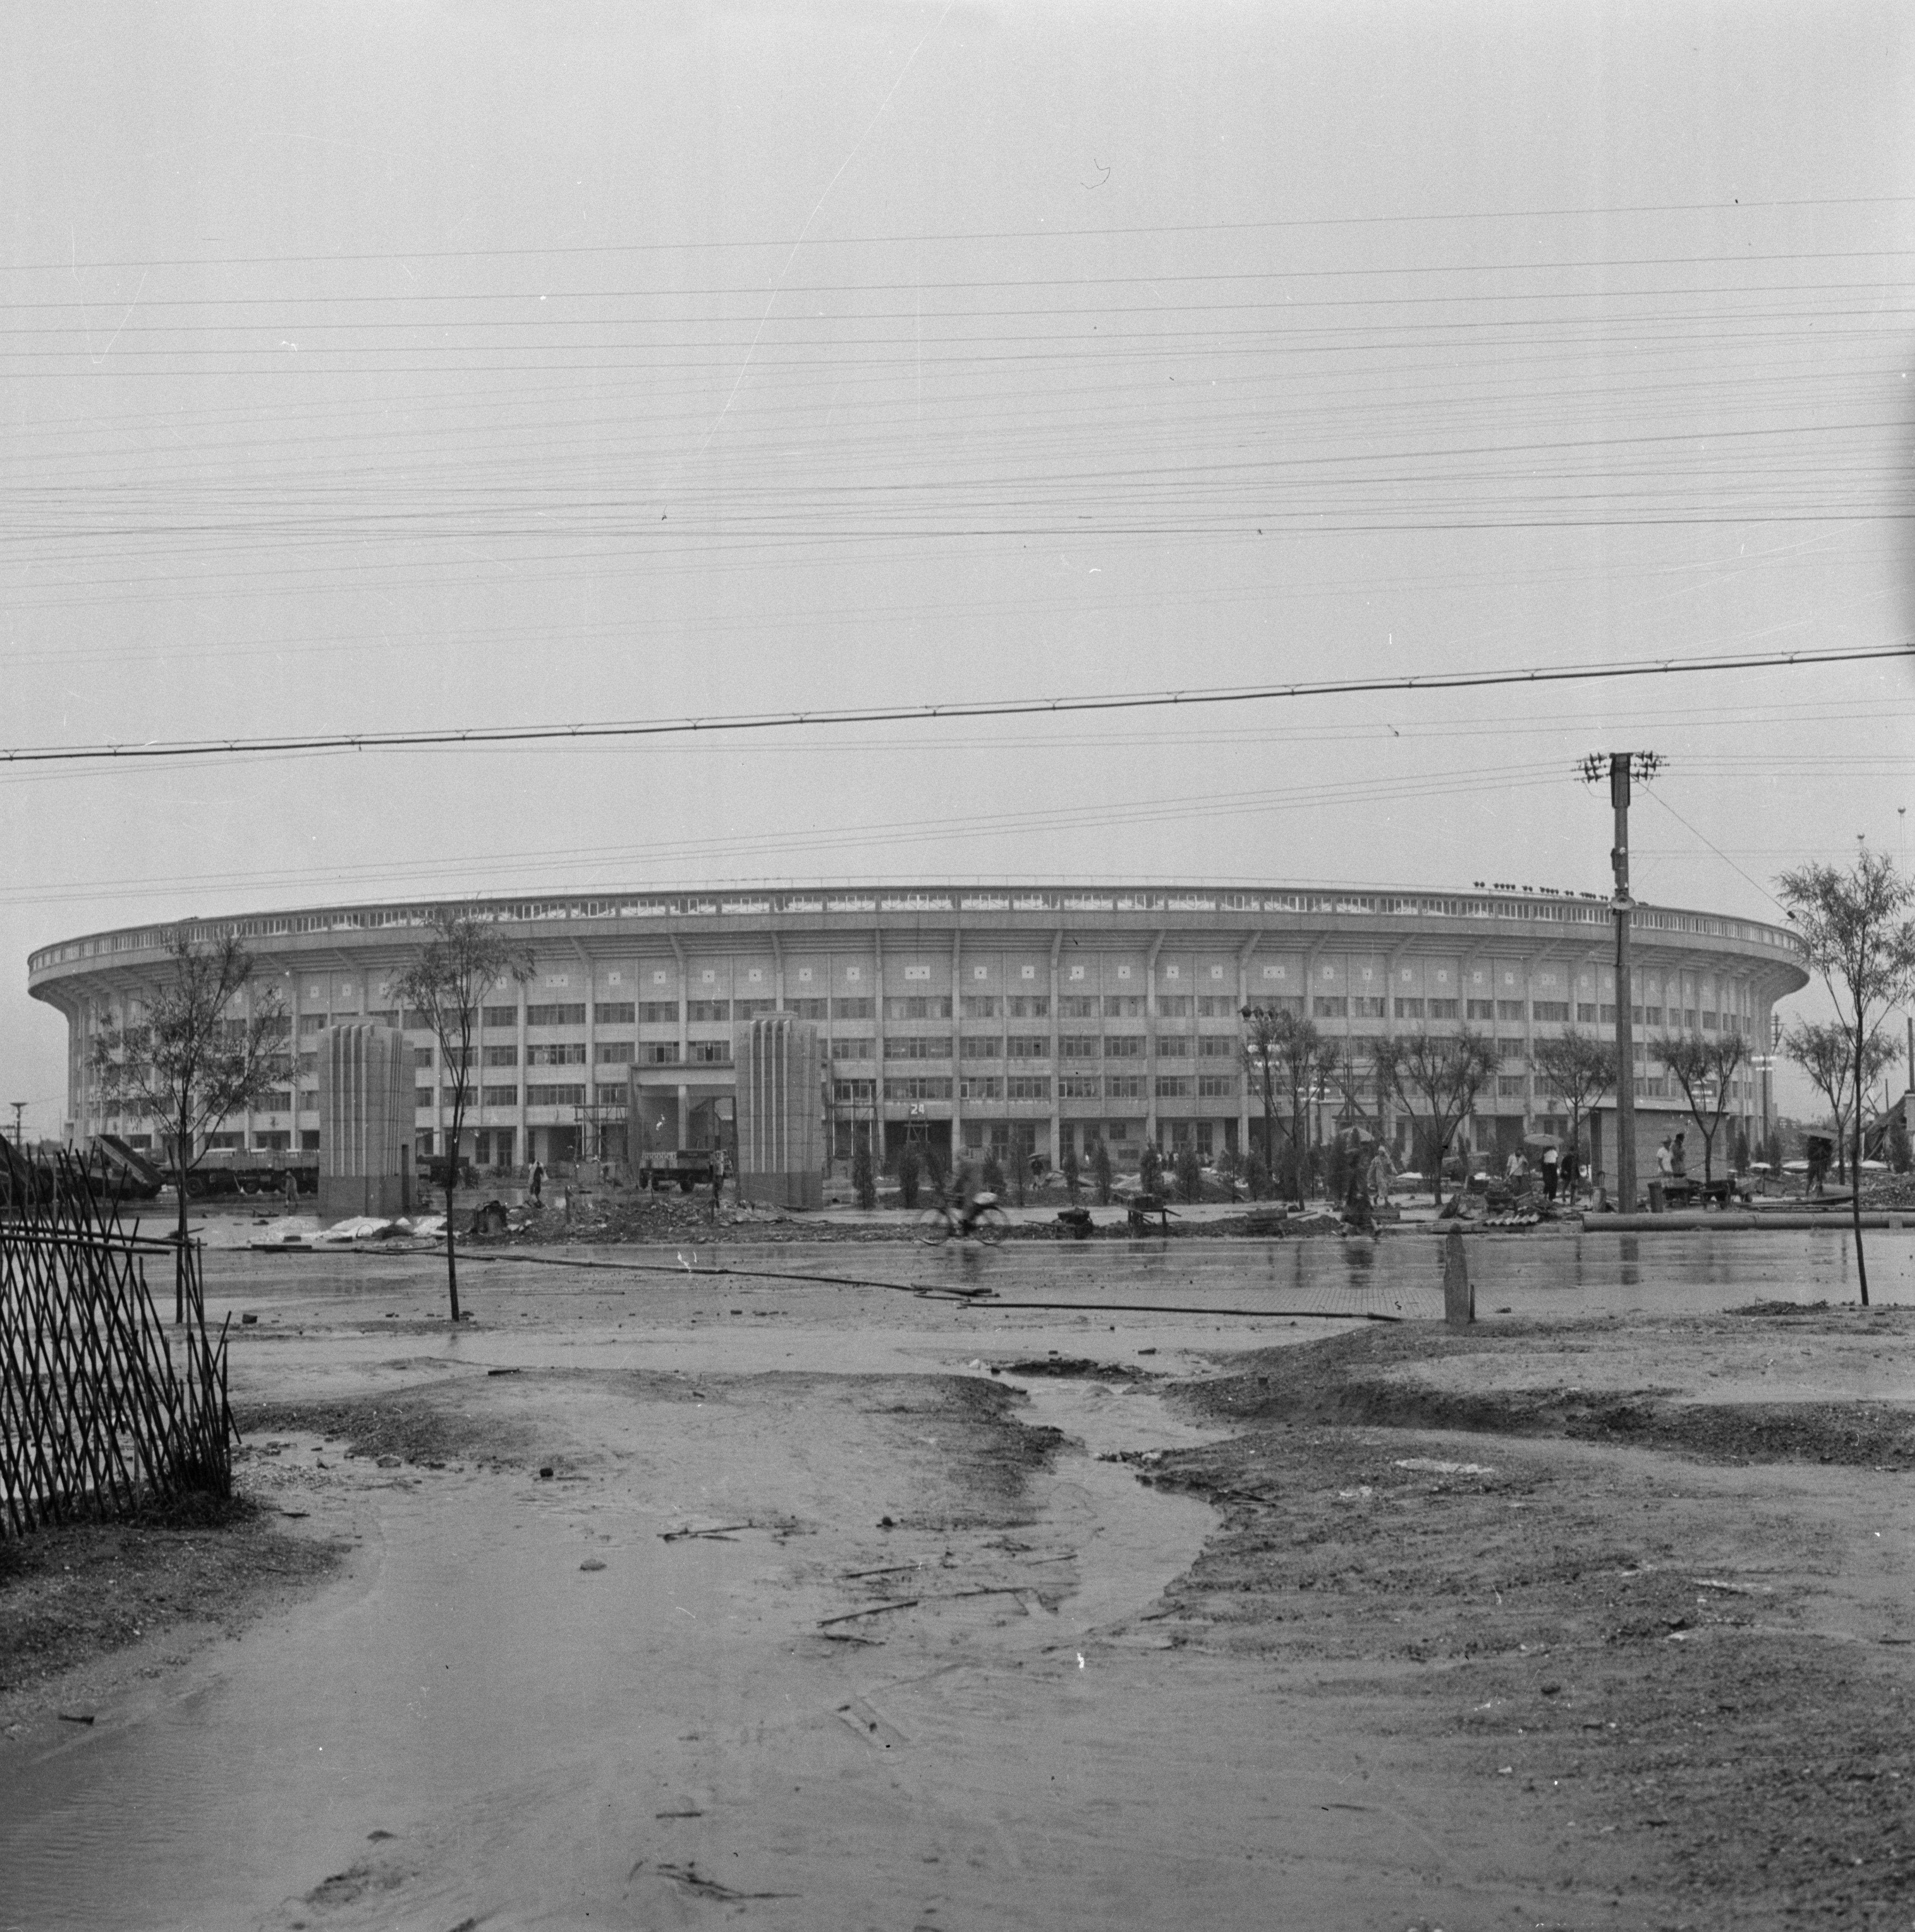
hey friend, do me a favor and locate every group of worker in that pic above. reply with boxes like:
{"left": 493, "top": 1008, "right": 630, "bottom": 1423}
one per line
{"left": 1504, "top": 1142, "right": 1568, "bottom": 1202}
{"left": 1655, "top": 1132, "right": 1690, "bottom": 1202}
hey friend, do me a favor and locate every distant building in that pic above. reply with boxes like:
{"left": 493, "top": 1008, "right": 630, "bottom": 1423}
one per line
{"left": 29, "top": 883, "right": 1807, "bottom": 1180}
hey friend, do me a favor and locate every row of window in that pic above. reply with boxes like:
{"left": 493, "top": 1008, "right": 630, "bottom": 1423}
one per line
{"left": 875, "top": 1077, "right": 1056, "bottom": 1102}
{"left": 827, "top": 1074, "right": 1239, "bottom": 1105}
{"left": 414, "top": 1050, "right": 730, "bottom": 1106}
{"left": 829, "top": 1033, "right": 1249, "bottom": 1064}
{"left": 414, "top": 1083, "right": 608, "bottom": 1110}
{"left": 292, "top": 993, "right": 1747, "bottom": 1040}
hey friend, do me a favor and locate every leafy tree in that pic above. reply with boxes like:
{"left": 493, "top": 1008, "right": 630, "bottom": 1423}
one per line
{"left": 896, "top": 1140, "right": 922, "bottom": 1209}
{"left": 852, "top": 1138, "right": 876, "bottom": 1210}
{"left": 1321, "top": 1132, "right": 1351, "bottom": 1207}
{"left": 1090, "top": 1137, "right": 1112, "bottom": 1205}
{"left": 1777, "top": 850, "right": 1915, "bottom": 1305}
{"left": 90, "top": 929, "right": 288, "bottom": 1320}
{"left": 390, "top": 913, "right": 534, "bottom": 1322}
{"left": 1370, "top": 1028, "right": 1500, "bottom": 1210}
{"left": 1529, "top": 1029, "right": 1617, "bottom": 1198}
{"left": 1244, "top": 1150, "right": 1270, "bottom": 1201}
{"left": 1060, "top": 1140, "right": 1081, "bottom": 1202}
{"left": 1214, "top": 1144, "right": 1241, "bottom": 1201}
{"left": 1173, "top": 1139, "right": 1204, "bottom": 1203}
{"left": 1138, "top": 1138, "right": 1164, "bottom": 1196}
{"left": 1240, "top": 1006, "right": 1340, "bottom": 1208}
{"left": 1648, "top": 1031, "right": 1749, "bottom": 1186}
{"left": 1781, "top": 1020, "right": 1899, "bottom": 1183}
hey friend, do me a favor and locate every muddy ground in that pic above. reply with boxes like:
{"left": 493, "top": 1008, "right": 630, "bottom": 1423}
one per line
{"left": 1154, "top": 1311, "right": 1915, "bottom": 1928}
{"left": 1, "top": 1241, "right": 1910, "bottom": 1930}
{"left": 0, "top": 1499, "right": 342, "bottom": 1734}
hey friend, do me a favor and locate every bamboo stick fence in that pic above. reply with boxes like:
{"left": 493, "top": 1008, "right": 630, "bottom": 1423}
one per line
{"left": 1, "top": 1154, "right": 234, "bottom": 1538}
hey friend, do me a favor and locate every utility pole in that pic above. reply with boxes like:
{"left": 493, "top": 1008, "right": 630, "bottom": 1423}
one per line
{"left": 8, "top": 1101, "right": 24, "bottom": 1145}
{"left": 1582, "top": 752, "right": 1661, "bottom": 1210}
{"left": 1768, "top": 1011, "right": 1783, "bottom": 1150}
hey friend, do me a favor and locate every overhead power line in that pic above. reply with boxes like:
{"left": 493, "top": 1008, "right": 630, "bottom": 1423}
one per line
{"left": 3, "top": 640, "right": 1909, "bottom": 770}
{"left": 4, "top": 193, "right": 1909, "bottom": 274}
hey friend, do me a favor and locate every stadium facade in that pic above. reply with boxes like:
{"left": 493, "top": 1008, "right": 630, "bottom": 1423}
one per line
{"left": 29, "top": 884, "right": 1808, "bottom": 1181}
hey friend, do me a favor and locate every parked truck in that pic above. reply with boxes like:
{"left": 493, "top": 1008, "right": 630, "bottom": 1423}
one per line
{"left": 632, "top": 1148, "right": 717, "bottom": 1193}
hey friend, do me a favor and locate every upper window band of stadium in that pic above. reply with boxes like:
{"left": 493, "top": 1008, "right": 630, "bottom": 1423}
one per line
{"left": 25, "top": 887, "right": 1808, "bottom": 979}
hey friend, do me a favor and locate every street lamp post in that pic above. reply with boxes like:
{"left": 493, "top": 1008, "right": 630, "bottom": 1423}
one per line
{"left": 1582, "top": 751, "right": 1662, "bottom": 1211}
{"left": 1240, "top": 1004, "right": 1280, "bottom": 1185}
{"left": 1750, "top": 1053, "right": 1775, "bottom": 1150}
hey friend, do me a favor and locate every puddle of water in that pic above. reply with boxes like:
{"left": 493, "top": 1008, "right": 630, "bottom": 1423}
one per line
{"left": 829, "top": 1229, "right": 1915, "bottom": 1318}
{"left": 204, "top": 1231, "right": 1915, "bottom": 1366}
{"left": 1010, "top": 1379, "right": 1222, "bottom": 1640}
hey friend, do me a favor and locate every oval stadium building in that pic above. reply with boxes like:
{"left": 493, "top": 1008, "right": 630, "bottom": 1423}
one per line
{"left": 28, "top": 884, "right": 1808, "bottom": 1182}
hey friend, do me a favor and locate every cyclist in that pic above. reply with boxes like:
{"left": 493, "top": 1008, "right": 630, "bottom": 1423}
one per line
{"left": 950, "top": 1156, "right": 982, "bottom": 1235}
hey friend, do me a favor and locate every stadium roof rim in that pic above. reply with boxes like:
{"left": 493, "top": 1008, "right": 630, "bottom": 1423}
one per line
{"left": 28, "top": 881, "right": 1806, "bottom": 981}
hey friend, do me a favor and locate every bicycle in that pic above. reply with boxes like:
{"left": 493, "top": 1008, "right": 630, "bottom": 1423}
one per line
{"left": 914, "top": 1191, "right": 1010, "bottom": 1246}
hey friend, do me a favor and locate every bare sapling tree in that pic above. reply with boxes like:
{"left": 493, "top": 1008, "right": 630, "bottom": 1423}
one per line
{"left": 1239, "top": 1005, "right": 1340, "bottom": 1207}
{"left": 1529, "top": 1028, "right": 1617, "bottom": 1196}
{"left": 390, "top": 912, "right": 535, "bottom": 1322}
{"left": 89, "top": 928, "right": 287, "bottom": 1320}
{"left": 1777, "top": 849, "right": 1915, "bottom": 1307}
{"left": 1650, "top": 1031, "right": 1749, "bottom": 1186}
{"left": 1781, "top": 1019, "right": 1900, "bottom": 1182}
{"left": 1370, "top": 1028, "right": 1500, "bottom": 1210}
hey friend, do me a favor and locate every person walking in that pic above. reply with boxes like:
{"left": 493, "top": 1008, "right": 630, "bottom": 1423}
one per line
{"left": 1541, "top": 1144, "right": 1560, "bottom": 1203}
{"left": 1366, "top": 1143, "right": 1393, "bottom": 1213}
{"left": 1343, "top": 1135, "right": 1373, "bottom": 1233}
{"left": 529, "top": 1157, "right": 544, "bottom": 1210}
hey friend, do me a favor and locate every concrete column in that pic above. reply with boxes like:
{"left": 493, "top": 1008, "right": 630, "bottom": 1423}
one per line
{"left": 824, "top": 947, "right": 837, "bottom": 1168}
{"left": 872, "top": 928, "right": 886, "bottom": 1160}
{"left": 1144, "top": 930, "right": 1166, "bottom": 1148}
{"left": 289, "top": 974, "right": 303, "bottom": 1150}
{"left": 582, "top": 959, "right": 596, "bottom": 1164}
{"left": 515, "top": 983, "right": 528, "bottom": 1170}
{"left": 670, "top": 934, "right": 688, "bottom": 1068}
{"left": 950, "top": 928, "right": 963, "bottom": 1156}
{"left": 1048, "top": 930, "right": 1063, "bottom": 1168}
{"left": 1523, "top": 949, "right": 1544, "bottom": 1132}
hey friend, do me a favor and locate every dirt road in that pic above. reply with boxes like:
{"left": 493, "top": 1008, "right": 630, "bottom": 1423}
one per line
{"left": 2, "top": 1239, "right": 1910, "bottom": 1930}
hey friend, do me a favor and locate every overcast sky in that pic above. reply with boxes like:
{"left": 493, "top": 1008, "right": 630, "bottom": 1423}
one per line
{"left": 4, "top": 0, "right": 1912, "bottom": 1131}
